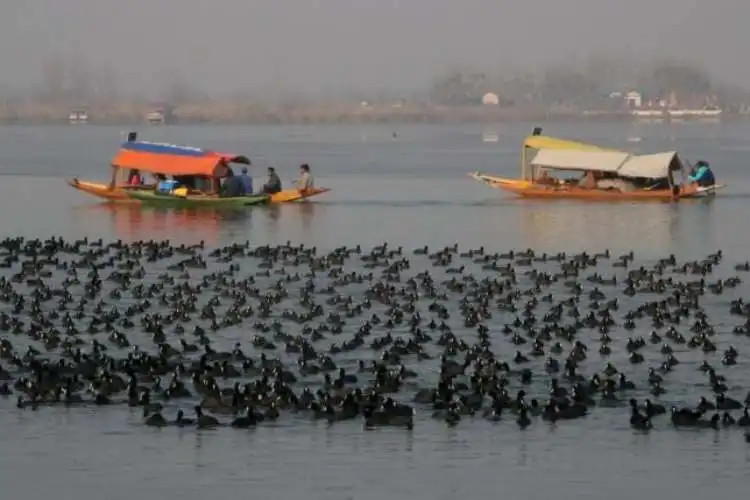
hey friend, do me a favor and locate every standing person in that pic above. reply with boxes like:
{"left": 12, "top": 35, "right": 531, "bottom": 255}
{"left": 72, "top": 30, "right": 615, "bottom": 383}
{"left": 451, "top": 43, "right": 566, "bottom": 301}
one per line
{"left": 296, "top": 164, "right": 314, "bottom": 193}
{"left": 262, "top": 167, "right": 283, "bottom": 194}
{"left": 238, "top": 167, "right": 253, "bottom": 194}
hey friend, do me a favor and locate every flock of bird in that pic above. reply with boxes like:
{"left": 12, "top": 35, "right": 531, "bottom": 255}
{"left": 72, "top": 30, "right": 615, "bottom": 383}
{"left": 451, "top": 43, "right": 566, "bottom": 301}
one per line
{"left": 2, "top": 236, "right": 750, "bottom": 442}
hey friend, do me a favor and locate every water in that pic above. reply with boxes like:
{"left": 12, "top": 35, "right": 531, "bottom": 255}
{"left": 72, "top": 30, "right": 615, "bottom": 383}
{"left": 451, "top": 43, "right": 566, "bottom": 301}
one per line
{"left": 1, "top": 122, "right": 750, "bottom": 499}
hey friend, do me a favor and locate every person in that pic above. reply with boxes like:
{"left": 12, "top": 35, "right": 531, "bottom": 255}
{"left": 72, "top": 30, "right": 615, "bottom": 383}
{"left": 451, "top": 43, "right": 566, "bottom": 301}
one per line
{"left": 536, "top": 169, "right": 556, "bottom": 186}
{"left": 173, "top": 176, "right": 196, "bottom": 190}
{"left": 127, "top": 169, "right": 143, "bottom": 185}
{"left": 262, "top": 167, "right": 282, "bottom": 194}
{"left": 221, "top": 171, "right": 244, "bottom": 197}
{"left": 687, "top": 160, "right": 715, "bottom": 187}
{"left": 296, "top": 164, "right": 314, "bottom": 193}
{"left": 596, "top": 172, "right": 635, "bottom": 192}
{"left": 238, "top": 167, "right": 253, "bottom": 195}
{"left": 578, "top": 171, "right": 597, "bottom": 189}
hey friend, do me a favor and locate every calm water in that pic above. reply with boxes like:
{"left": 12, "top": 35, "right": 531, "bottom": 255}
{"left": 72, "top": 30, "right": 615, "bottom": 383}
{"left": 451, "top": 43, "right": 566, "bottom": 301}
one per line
{"left": 1, "top": 122, "right": 750, "bottom": 499}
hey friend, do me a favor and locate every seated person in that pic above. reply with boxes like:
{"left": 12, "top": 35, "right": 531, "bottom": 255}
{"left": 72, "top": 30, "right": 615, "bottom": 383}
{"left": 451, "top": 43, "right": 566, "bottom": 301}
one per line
{"left": 535, "top": 169, "right": 556, "bottom": 186}
{"left": 578, "top": 171, "right": 597, "bottom": 189}
{"left": 262, "top": 167, "right": 282, "bottom": 194}
{"left": 238, "top": 167, "right": 253, "bottom": 194}
{"left": 596, "top": 175, "right": 635, "bottom": 192}
{"left": 687, "top": 161, "right": 715, "bottom": 187}
{"left": 127, "top": 169, "right": 143, "bottom": 185}
{"left": 221, "top": 172, "right": 245, "bottom": 197}
{"left": 156, "top": 178, "right": 179, "bottom": 193}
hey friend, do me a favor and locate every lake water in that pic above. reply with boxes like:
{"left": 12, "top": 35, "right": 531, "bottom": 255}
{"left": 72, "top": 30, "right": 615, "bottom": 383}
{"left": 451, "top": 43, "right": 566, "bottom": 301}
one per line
{"left": 1, "top": 121, "right": 750, "bottom": 499}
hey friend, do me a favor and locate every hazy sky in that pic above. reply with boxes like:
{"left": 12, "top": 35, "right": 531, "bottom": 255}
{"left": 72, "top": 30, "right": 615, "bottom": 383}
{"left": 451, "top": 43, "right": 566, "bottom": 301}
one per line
{"left": 1, "top": 0, "right": 747, "bottom": 94}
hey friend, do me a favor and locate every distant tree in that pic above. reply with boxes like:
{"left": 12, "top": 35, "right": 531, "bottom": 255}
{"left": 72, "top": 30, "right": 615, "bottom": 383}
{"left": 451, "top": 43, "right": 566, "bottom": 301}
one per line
{"left": 66, "top": 55, "right": 93, "bottom": 105}
{"left": 537, "top": 67, "right": 601, "bottom": 107}
{"left": 155, "top": 69, "right": 205, "bottom": 105}
{"left": 93, "top": 64, "right": 121, "bottom": 103}
{"left": 429, "top": 70, "right": 489, "bottom": 105}
{"left": 639, "top": 60, "right": 712, "bottom": 99}
{"left": 39, "top": 54, "right": 67, "bottom": 103}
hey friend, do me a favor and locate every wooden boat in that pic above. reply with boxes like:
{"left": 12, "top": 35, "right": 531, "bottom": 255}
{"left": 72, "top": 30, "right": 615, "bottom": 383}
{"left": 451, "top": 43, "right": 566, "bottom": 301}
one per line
{"left": 68, "top": 133, "right": 330, "bottom": 204}
{"left": 126, "top": 190, "right": 271, "bottom": 208}
{"left": 68, "top": 179, "right": 330, "bottom": 204}
{"left": 469, "top": 127, "right": 724, "bottom": 201}
{"left": 67, "top": 179, "right": 150, "bottom": 202}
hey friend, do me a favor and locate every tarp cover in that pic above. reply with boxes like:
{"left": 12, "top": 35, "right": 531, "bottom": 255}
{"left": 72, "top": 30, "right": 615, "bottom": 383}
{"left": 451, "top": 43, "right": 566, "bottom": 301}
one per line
{"left": 530, "top": 149, "right": 630, "bottom": 173}
{"left": 617, "top": 151, "right": 682, "bottom": 179}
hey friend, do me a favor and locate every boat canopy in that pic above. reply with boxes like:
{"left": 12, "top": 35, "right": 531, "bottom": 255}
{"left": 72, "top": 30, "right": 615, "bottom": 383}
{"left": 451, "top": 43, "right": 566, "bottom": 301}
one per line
{"left": 531, "top": 148, "right": 685, "bottom": 179}
{"left": 531, "top": 149, "right": 630, "bottom": 173}
{"left": 523, "top": 135, "right": 618, "bottom": 152}
{"left": 617, "top": 152, "right": 684, "bottom": 179}
{"left": 111, "top": 141, "right": 250, "bottom": 177}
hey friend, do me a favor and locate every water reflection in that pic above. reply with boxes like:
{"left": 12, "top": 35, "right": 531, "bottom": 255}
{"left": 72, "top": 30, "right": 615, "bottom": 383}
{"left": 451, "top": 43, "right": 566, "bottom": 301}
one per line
{"left": 75, "top": 203, "right": 253, "bottom": 246}
{"left": 518, "top": 201, "right": 682, "bottom": 254}
{"left": 298, "top": 201, "right": 317, "bottom": 233}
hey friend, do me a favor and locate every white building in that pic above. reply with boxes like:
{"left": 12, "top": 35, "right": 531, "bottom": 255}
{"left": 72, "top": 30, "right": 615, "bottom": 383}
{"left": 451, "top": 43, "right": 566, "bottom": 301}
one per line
{"left": 482, "top": 92, "right": 500, "bottom": 105}
{"left": 625, "top": 91, "right": 642, "bottom": 108}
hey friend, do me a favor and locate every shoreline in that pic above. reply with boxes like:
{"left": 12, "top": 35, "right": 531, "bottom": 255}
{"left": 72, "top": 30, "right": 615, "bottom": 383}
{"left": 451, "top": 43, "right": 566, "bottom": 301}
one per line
{"left": 0, "top": 104, "right": 742, "bottom": 125}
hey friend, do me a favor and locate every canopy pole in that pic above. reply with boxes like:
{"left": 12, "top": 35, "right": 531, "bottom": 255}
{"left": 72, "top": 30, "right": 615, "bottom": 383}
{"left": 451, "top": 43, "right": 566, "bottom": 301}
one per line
{"left": 109, "top": 165, "right": 117, "bottom": 190}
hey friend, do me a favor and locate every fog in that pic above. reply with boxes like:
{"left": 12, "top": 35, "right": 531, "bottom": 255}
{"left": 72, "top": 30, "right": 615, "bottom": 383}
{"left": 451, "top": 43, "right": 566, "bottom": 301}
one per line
{"left": 1, "top": 0, "right": 747, "bottom": 94}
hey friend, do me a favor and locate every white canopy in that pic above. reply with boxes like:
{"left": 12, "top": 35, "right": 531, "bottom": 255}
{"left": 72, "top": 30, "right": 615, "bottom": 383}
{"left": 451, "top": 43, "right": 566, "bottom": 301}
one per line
{"left": 531, "top": 149, "right": 630, "bottom": 173}
{"left": 617, "top": 151, "right": 684, "bottom": 179}
{"left": 531, "top": 148, "right": 684, "bottom": 179}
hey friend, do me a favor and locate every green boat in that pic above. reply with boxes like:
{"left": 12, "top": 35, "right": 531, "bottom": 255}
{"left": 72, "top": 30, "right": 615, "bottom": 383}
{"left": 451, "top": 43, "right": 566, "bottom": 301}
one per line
{"left": 126, "top": 190, "right": 271, "bottom": 208}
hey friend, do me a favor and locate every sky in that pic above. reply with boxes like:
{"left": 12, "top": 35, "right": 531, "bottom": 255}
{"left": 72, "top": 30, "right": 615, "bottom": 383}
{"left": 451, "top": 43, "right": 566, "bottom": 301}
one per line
{"left": 1, "top": 0, "right": 747, "bottom": 95}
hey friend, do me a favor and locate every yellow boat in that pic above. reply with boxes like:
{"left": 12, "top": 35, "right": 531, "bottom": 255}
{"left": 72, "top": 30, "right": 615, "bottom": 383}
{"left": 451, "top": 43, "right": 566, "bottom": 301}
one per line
{"left": 469, "top": 127, "right": 724, "bottom": 201}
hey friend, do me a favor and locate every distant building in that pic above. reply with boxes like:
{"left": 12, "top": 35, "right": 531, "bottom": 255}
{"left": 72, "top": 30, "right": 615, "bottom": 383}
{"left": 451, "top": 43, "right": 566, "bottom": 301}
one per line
{"left": 625, "top": 91, "right": 642, "bottom": 109}
{"left": 68, "top": 109, "right": 88, "bottom": 124}
{"left": 146, "top": 107, "right": 168, "bottom": 125}
{"left": 482, "top": 92, "right": 500, "bottom": 105}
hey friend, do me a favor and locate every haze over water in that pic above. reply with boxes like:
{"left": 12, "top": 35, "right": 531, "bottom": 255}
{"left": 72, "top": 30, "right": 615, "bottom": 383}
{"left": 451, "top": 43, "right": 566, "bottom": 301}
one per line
{"left": 0, "top": 121, "right": 749, "bottom": 499}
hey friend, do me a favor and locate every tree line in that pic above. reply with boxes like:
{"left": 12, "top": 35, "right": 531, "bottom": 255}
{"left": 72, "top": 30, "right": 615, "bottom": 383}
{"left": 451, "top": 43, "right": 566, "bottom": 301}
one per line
{"left": 427, "top": 58, "right": 750, "bottom": 110}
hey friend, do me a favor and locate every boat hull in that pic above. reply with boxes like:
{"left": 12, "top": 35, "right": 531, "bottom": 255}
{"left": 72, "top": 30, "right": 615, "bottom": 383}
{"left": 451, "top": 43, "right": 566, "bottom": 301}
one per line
{"left": 67, "top": 179, "right": 140, "bottom": 202}
{"left": 469, "top": 172, "right": 724, "bottom": 201}
{"left": 126, "top": 190, "right": 271, "bottom": 208}
{"left": 68, "top": 179, "right": 330, "bottom": 204}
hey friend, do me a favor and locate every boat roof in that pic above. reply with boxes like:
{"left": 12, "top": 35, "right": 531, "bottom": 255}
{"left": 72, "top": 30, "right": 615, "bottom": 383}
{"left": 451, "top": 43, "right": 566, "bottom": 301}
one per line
{"left": 531, "top": 148, "right": 685, "bottom": 178}
{"left": 618, "top": 151, "right": 684, "bottom": 179}
{"left": 531, "top": 149, "right": 630, "bottom": 173}
{"left": 111, "top": 141, "right": 250, "bottom": 177}
{"left": 523, "top": 135, "right": 619, "bottom": 152}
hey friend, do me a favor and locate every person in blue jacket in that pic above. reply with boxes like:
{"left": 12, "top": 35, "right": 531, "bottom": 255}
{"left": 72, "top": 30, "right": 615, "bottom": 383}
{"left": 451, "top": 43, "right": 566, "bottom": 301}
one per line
{"left": 687, "top": 160, "right": 715, "bottom": 187}
{"left": 238, "top": 167, "right": 254, "bottom": 194}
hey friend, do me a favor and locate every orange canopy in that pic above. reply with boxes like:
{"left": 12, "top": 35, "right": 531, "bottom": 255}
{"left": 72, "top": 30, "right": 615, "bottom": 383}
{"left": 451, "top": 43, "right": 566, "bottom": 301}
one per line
{"left": 111, "top": 140, "right": 250, "bottom": 177}
{"left": 112, "top": 150, "right": 229, "bottom": 177}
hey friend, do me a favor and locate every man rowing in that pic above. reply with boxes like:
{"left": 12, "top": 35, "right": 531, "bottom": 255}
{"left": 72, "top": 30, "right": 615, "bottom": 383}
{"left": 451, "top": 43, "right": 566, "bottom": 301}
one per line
{"left": 296, "top": 164, "right": 314, "bottom": 193}
{"left": 687, "top": 160, "right": 716, "bottom": 187}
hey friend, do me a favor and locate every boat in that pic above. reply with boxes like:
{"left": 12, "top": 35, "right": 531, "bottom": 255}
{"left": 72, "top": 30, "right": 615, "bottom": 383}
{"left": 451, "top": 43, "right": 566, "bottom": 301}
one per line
{"left": 125, "top": 190, "right": 271, "bottom": 208}
{"left": 468, "top": 127, "right": 724, "bottom": 201}
{"left": 68, "top": 179, "right": 331, "bottom": 204}
{"left": 68, "top": 132, "right": 331, "bottom": 204}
